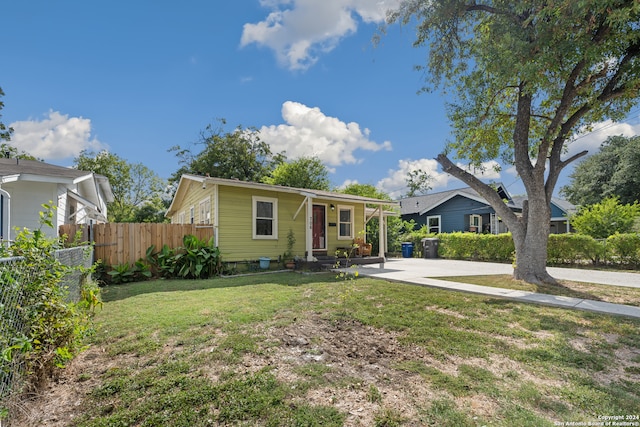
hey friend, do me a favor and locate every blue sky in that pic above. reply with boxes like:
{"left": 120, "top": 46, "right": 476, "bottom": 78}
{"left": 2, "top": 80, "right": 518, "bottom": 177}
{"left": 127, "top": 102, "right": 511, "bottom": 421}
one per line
{"left": 3, "top": 0, "right": 640, "bottom": 199}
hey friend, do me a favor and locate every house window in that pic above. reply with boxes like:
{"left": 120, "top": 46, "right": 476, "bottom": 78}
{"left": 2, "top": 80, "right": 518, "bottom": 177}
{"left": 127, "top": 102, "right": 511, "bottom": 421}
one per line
{"left": 189, "top": 206, "right": 195, "bottom": 224}
{"left": 427, "top": 215, "right": 441, "bottom": 234}
{"left": 177, "top": 211, "right": 185, "bottom": 224}
{"left": 338, "top": 206, "right": 353, "bottom": 239}
{"left": 470, "top": 214, "right": 482, "bottom": 232}
{"left": 199, "top": 198, "right": 211, "bottom": 224}
{"left": 253, "top": 196, "right": 278, "bottom": 239}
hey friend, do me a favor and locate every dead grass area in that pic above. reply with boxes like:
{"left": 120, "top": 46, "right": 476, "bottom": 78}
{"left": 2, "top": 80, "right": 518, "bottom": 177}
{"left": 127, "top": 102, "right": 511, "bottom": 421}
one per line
{"left": 7, "top": 274, "right": 640, "bottom": 426}
{"left": 12, "top": 311, "right": 640, "bottom": 427}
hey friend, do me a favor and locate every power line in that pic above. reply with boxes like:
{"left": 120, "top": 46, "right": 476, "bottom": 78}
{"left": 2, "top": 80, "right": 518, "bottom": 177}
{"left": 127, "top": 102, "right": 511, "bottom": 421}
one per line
{"left": 568, "top": 108, "right": 640, "bottom": 143}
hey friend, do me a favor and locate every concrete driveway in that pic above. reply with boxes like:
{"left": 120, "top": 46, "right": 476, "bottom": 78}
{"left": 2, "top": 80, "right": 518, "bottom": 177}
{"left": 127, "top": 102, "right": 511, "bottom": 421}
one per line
{"left": 351, "top": 258, "right": 640, "bottom": 318}
{"left": 357, "top": 257, "right": 640, "bottom": 288}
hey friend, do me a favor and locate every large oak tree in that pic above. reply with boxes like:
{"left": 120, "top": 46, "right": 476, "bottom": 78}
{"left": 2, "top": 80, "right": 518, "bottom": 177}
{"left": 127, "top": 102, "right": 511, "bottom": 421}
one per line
{"left": 390, "top": 0, "right": 640, "bottom": 284}
{"left": 561, "top": 135, "right": 640, "bottom": 206}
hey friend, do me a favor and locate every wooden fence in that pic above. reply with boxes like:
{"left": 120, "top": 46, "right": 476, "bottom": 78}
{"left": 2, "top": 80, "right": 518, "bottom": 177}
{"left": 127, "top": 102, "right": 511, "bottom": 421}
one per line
{"left": 59, "top": 223, "right": 215, "bottom": 266}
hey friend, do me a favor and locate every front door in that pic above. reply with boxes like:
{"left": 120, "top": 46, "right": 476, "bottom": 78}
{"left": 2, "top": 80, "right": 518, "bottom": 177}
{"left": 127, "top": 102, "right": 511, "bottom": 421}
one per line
{"left": 312, "top": 205, "right": 326, "bottom": 250}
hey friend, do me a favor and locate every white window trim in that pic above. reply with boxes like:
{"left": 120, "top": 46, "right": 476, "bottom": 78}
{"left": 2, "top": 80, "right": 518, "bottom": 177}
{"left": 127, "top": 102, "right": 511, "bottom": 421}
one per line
{"left": 199, "top": 197, "right": 211, "bottom": 224}
{"left": 252, "top": 196, "right": 278, "bottom": 240}
{"left": 337, "top": 205, "right": 354, "bottom": 240}
{"left": 177, "top": 211, "right": 185, "bottom": 224}
{"left": 427, "top": 215, "right": 441, "bottom": 234}
{"left": 189, "top": 206, "right": 195, "bottom": 224}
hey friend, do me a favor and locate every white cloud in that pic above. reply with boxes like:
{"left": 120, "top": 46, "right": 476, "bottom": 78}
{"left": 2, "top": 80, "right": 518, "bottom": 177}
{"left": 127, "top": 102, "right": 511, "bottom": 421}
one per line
{"left": 377, "top": 158, "right": 504, "bottom": 199}
{"left": 241, "top": 0, "right": 400, "bottom": 70}
{"left": 10, "top": 111, "right": 107, "bottom": 160}
{"left": 565, "top": 119, "right": 640, "bottom": 159}
{"left": 376, "top": 158, "right": 450, "bottom": 199}
{"left": 259, "top": 101, "right": 392, "bottom": 167}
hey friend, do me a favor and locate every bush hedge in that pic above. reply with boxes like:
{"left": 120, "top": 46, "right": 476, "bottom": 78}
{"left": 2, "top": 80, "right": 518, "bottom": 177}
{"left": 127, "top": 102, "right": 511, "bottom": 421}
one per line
{"left": 401, "top": 229, "right": 640, "bottom": 269}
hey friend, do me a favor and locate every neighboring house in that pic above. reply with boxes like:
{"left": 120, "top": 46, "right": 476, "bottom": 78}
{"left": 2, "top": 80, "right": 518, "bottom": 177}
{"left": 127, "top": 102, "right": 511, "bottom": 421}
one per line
{"left": 0, "top": 158, "right": 114, "bottom": 242}
{"left": 399, "top": 184, "right": 576, "bottom": 234}
{"left": 166, "top": 174, "right": 399, "bottom": 262}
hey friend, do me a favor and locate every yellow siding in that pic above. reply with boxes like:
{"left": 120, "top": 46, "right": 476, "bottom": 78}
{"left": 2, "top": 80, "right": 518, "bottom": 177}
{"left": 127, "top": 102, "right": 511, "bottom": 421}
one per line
{"left": 217, "top": 187, "right": 367, "bottom": 261}
{"left": 170, "top": 182, "right": 214, "bottom": 226}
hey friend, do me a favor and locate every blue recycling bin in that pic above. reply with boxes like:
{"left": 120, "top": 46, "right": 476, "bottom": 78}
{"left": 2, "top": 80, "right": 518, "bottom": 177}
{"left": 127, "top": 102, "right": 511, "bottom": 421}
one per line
{"left": 401, "top": 242, "right": 414, "bottom": 258}
{"left": 259, "top": 257, "right": 271, "bottom": 269}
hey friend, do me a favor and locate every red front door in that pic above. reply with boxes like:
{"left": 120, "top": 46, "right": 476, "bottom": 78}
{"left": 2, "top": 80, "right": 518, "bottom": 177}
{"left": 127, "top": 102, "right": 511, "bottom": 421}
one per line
{"left": 312, "top": 205, "right": 326, "bottom": 250}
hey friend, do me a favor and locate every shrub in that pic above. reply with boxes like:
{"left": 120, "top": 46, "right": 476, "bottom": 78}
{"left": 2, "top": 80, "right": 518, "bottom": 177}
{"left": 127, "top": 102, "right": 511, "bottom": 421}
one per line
{"left": 1, "top": 204, "right": 101, "bottom": 397}
{"left": 393, "top": 229, "right": 639, "bottom": 268}
{"left": 436, "top": 232, "right": 514, "bottom": 262}
{"left": 570, "top": 197, "right": 640, "bottom": 238}
{"left": 547, "top": 234, "right": 605, "bottom": 266}
{"left": 606, "top": 233, "right": 640, "bottom": 268}
{"left": 146, "top": 234, "right": 223, "bottom": 280}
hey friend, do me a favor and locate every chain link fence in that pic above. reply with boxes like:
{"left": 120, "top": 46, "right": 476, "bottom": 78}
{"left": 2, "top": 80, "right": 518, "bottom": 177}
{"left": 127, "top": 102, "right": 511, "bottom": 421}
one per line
{"left": 0, "top": 246, "right": 92, "bottom": 414}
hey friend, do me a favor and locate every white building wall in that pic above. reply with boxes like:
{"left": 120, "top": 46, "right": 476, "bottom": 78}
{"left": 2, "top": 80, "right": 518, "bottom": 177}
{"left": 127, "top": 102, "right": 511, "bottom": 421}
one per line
{"left": 3, "top": 181, "right": 61, "bottom": 240}
{"left": 57, "top": 184, "right": 68, "bottom": 230}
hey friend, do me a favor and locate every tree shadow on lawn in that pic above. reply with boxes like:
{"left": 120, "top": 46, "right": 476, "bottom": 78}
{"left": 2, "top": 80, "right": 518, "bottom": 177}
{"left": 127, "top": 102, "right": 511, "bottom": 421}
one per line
{"left": 533, "top": 280, "right": 606, "bottom": 301}
{"left": 438, "top": 274, "right": 607, "bottom": 302}
{"left": 101, "top": 271, "right": 339, "bottom": 302}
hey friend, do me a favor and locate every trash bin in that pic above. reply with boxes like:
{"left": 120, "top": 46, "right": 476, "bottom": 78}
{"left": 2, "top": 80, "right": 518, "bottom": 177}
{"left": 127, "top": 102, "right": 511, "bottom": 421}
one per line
{"left": 401, "top": 242, "right": 414, "bottom": 258}
{"left": 259, "top": 257, "right": 271, "bottom": 269}
{"left": 422, "top": 238, "right": 439, "bottom": 258}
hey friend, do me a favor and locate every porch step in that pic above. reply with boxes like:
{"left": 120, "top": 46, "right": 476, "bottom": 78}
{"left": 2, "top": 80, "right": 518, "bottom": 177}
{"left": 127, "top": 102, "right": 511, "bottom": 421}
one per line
{"left": 314, "top": 256, "right": 385, "bottom": 270}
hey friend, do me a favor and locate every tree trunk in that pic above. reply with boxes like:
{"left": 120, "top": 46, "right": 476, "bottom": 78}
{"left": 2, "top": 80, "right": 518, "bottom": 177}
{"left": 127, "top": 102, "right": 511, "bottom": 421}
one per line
{"left": 436, "top": 153, "right": 559, "bottom": 285}
{"left": 512, "top": 229, "right": 557, "bottom": 285}
{"left": 511, "top": 198, "right": 558, "bottom": 285}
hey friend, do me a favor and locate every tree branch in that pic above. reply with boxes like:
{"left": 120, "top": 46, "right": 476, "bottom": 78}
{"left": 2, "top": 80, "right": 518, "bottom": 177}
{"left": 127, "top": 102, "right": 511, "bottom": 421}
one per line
{"left": 436, "top": 153, "right": 519, "bottom": 227}
{"left": 546, "top": 149, "right": 589, "bottom": 198}
{"left": 465, "top": 3, "right": 508, "bottom": 16}
{"left": 513, "top": 85, "right": 535, "bottom": 185}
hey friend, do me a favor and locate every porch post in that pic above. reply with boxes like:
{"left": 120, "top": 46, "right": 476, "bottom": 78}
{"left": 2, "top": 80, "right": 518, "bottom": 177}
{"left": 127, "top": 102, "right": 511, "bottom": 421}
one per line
{"left": 306, "top": 196, "right": 314, "bottom": 261}
{"left": 378, "top": 204, "right": 385, "bottom": 259}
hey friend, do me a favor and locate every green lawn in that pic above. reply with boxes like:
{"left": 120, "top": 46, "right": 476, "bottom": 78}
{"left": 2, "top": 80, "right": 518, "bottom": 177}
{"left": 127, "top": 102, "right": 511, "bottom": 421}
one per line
{"left": 66, "top": 272, "right": 640, "bottom": 426}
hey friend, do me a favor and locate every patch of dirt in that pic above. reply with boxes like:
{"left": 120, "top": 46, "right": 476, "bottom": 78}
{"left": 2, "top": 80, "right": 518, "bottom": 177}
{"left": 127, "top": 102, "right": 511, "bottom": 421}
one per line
{"left": 592, "top": 344, "right": 640, "bottom": 386}
{"left": 7, "top": 345, "right": 127, "bottom": 427}
{"left": 7, "top": 313, "right": 637, "bottom": 426}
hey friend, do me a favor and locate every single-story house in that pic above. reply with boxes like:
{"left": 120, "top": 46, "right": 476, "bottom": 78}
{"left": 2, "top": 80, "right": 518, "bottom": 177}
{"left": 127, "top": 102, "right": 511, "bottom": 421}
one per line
{"left": 399, "top": 184, "right": 576, "bottom": 234}
{"left": 0, "top": 158, "right": 114, "bottom": 242}
{"left": 166, "top": 174, "right": 399, "bottom": 262}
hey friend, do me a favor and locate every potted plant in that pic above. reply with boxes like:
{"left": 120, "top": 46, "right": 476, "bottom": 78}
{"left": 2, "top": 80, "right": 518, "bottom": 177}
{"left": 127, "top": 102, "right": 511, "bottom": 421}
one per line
{"left": 283, "top": 229, "right": 296, "bottom": 269}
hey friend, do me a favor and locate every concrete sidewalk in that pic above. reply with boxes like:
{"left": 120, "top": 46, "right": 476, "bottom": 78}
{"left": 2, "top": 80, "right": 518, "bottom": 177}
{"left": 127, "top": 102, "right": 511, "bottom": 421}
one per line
{"left": 353, "top": 258, "right": 640, "bottom": 319}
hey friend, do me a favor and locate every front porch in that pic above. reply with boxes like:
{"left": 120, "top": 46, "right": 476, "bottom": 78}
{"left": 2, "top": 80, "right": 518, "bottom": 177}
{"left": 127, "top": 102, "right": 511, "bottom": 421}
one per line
{"left": 299, "top": 253, "right": 385, "bottom": 271}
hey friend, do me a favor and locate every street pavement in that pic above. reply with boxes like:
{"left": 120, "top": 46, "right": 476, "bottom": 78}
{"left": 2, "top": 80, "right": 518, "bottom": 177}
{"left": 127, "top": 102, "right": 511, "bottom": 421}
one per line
{"left": 352, "top": 258, "right": 640, "bottom": 319}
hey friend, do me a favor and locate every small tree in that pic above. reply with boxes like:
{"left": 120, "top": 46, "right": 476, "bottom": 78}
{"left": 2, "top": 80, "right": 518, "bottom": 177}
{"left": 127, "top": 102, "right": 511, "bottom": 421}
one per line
{"left": 262, "top": 156, "right": 330, "bottom": 190}
{"left": 570, "top": 197, "right": 640, "bottom": 239}
{"left": 405, "top": 168, "right": 432, "bottom": 197}
{"left": 74, "top": 150, "right": 166, "bottom": 222}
